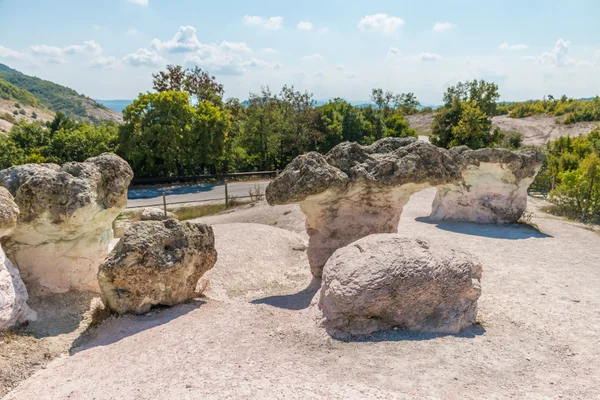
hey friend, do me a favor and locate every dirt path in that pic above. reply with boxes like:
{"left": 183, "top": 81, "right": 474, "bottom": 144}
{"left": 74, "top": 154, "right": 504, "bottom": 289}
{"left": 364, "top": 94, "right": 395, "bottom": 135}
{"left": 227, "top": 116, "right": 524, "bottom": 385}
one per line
{"left": 3, "top": 189, "right": 600, "bottom": 399}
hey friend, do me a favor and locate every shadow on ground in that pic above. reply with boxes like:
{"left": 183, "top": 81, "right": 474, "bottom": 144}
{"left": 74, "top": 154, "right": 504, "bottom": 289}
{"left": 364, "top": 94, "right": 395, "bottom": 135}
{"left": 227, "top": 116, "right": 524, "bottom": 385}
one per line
{"left": 26, "top": 291, "right": 98, "bottom": 339}
{"left": 251, "top": 278, "right": 321, "bottom": 310}
{"left": 69, "top": 300, "right": 204, "bottom": 355}
{"left": 414, "top": 217, "right": 552, "bottom": 240}
{"left": 330, "top": 323, "right": 487, "bottom": 343}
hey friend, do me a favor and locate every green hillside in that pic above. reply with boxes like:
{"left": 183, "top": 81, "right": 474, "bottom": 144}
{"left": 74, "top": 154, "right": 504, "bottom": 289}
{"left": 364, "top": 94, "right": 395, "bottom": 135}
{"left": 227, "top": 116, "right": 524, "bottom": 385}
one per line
{"left": 0, "top": 63, "right": 115, "bottom": 121}
{"left": 0, "top": 78, "right": 41, "bottom": 108}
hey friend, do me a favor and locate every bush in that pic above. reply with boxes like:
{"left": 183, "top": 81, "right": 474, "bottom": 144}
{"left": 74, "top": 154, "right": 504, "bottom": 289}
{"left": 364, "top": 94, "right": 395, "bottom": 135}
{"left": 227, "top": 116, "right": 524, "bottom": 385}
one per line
{"left": 31, "top": 112, "right": 37, "bottom": 119}
{"left": 14, "top": 103, "right": 20, "bottom": 109}
{"left": 18, "top": 109, "right": 26, "bottom": 115}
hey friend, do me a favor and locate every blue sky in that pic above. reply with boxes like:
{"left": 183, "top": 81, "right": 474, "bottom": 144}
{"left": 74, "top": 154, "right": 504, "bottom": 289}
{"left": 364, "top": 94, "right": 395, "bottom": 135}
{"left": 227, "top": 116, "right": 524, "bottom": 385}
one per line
{"left": 0, "top": 0, "right": 599, "bottom": 104}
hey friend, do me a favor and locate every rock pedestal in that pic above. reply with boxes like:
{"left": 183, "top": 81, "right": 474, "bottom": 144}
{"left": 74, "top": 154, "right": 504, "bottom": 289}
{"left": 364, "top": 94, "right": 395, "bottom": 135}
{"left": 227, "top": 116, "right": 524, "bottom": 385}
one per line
{"left": 98, "top": 220, "right": 218, "bottom": 315}
{"left": 0, "top": 187, "right": 36, "bottom": 331}
{"left": 319, "top": 234, "right": 482, "bottom": 337}
{"left": 0, "top": 153, "right": 133, "bottom": 293}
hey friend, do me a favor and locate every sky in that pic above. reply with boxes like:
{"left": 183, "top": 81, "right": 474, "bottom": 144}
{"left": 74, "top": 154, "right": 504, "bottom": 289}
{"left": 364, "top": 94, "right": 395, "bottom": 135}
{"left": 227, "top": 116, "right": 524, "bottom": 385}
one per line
{"left": 0, "top": 0, "right": 599, "bottom": 104}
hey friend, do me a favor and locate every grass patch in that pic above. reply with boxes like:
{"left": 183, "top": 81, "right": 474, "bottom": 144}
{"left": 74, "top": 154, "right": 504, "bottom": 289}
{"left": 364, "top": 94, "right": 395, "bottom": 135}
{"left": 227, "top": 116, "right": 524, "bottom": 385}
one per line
{"left": 173, "top": 203, "right": 227, "bottom": 220}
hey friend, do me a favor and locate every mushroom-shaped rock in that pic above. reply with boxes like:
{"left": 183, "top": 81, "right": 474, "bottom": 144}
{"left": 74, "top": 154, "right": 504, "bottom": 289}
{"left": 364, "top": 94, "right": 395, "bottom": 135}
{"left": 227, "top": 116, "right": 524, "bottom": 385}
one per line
{"left": 141, "top": 207, "right": 177, "bottom": 221}
{"left": 430, "top": 147, "right": 544, "bottom": 223}
{"left": 1, "top": 188, "right": 36, "bottom": 331}
{"left": 266, "top": 138, "right": 461, "bottom": 278}
{"left": 0, "top": 153, "right": 133, "bottom": 293}
{"left": 98, "top": 220, "right": 217, "bottom": 315}
{"left": 318, "top": 234, "right": 482, "bottom": 337}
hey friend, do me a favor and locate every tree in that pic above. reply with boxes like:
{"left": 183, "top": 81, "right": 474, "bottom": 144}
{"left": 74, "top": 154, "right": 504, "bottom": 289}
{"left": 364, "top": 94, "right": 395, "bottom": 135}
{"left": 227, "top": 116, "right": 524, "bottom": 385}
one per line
{"left": 152, "top": 65, "right": 225, "bottom": 105}
{"left": 384, "top": 114, "right": 417, "bottom": 139}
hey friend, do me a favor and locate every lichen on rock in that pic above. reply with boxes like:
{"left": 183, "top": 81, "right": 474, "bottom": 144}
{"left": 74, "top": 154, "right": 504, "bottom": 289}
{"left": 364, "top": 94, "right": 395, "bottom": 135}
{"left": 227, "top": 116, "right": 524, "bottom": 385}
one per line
{"left": 0, "top": 153, "right": 133, "bottom": 293}
{"left": 98, "top": 220, "right": 217, "bottom": 315}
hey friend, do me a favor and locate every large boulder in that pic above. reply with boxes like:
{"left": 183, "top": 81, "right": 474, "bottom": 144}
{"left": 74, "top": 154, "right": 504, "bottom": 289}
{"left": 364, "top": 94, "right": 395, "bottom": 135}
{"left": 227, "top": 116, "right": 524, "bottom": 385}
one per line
{"left": 0, "top": 188, "right": 36, "bottom": 331}
{"left": 318, "top": 234, "right": 482, "bottom": 337}
{"left": 267, "top": 138, "right": 461, "bottom": 277}
{"left": 430, "top": 147, "right": 544, "bottom": 223}
{"left": 0, "top": 153, "right": 133, "bottom": 293}
{"left": 98, "top": 220, "right": 217, "bottom": 315}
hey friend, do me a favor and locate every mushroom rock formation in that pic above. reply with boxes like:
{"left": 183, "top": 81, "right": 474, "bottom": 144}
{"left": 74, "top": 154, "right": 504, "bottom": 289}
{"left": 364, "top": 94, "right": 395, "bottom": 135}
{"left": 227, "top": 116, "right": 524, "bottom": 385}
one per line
{"left": 430, "top": 147, "right": 544, "bottom": 224}
{"left": 0, "top": 187, "right": 36, "bottom": 331}
{"left": 98, "top": 220, "right": 217, "bottom": 315}
{"left": 266, "top": 137, "right": 461, "bottom": 278}
{"left": 319, "top": 234, "right": 482, "bottom": 337}
{"left": 0, "top": 153, "right": 133, "bottom": 294}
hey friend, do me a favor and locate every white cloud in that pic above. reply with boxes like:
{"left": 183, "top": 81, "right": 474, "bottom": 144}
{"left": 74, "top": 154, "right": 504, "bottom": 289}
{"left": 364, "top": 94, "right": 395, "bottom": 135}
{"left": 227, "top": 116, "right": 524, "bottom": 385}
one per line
{"left": 243, "top": 15, "right": 283, "bottom": 30}
{"left": 150, "top": 26, "right": 205, "bottom": 53}
{"left": 335, "top": 64, "right": 346, "bottom": 71}
{"left": 28, "top": 40, "right": 102, "bottom": 64}
{"left": 122, "top": 48, "right": 164, "bottom": 67}
{"left": 499, "top": 42, "right": 528, "bottom": 51}
{"left": 127, "top": 0, "right": 148, "bottom": 6}
{"left": 126, "top": 28, "right": 139, "bottom": 36}
{"left": 297, "top": 21, "right": 313, "bottom": 31}
{"left": 433, "top": 22, "right": 456, "bottom": 33}
{"left": 386, "top": 47, "right": 402, "bottom": 58}
{"left": 260, "top": 48, "right": 278, "bottom": 55}
{"left": 419, "top": 52, "right": 442, "bottom": 62}
{"left": 302, "top": 53, "right": 325, "bottom": 62}
{"left": 0, "top": 45, "right": 33, "bottom": 62}
{"left": 87, "top": 56, "right": 118, "bottom": 69}
{"left": 220, "top": 41, "right": 252, "bottom": 54}
{"left": 318, "top": 28, "right": 329, "bottom": 34}
{"left": 525, "top": 38, "right": 575, "bottom": 67}
{"left": 242, "top": 58, "right": 283, "bottom": 70}
{"left": 358, "top": 14, "right": 404, "bottom": 34}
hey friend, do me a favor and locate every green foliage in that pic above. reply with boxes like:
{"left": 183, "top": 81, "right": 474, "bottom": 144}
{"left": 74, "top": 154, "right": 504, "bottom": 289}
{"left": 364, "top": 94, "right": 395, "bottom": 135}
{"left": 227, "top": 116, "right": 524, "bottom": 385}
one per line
{"left": 370, "top": 88, "right": 421, "bottom": 116}
{"left": 535, "top": 129, "right": 600, "bottom": 222}
{"left": 118, "top": 91, "right": 230, "bottom": 177}
{"left": 0, "top": 63, "right": 110, "bottom": 120}
{"left": 503, "top": 96, "right": 600, "bottom": 124}
{"left": 0, "top": 112, "right": 17, "bottom": 124}
{"left": 0, "top": 113, "right": 118, "bottom": 170}
{"left": 431, "top": 80, "right": 502, "bottom": 149}
{"left": 0, "top": 78, "right": 40, "bottom": 107}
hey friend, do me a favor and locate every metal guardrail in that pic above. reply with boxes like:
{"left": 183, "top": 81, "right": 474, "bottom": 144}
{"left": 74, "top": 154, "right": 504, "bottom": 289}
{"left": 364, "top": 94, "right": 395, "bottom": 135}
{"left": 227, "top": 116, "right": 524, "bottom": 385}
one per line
{"left": 130, "top": 171, "right": 277, "bottom": 186}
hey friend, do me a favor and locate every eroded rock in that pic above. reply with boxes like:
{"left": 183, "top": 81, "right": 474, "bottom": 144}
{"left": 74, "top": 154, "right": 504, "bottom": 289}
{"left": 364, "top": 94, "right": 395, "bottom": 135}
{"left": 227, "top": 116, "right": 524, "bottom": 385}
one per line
{"left": 267, "top": 138, "right": 461, "bottom": 277}
{"left": 319, "top": 234, "right": 482, "bottom": 337}
{"left": 98, "top": 220, "right": 217, "bottom": 315}
{"left": 141, "top": 207, "right": 177, "bottom": 221}
{"left": 0, "top": 153, "right": 133, "bottom": 293}
{"left": 430, "top": 147, "right": 545, "bottom": 223}
{"left": 0, "top": 188, "right": 36, "bottom": 331}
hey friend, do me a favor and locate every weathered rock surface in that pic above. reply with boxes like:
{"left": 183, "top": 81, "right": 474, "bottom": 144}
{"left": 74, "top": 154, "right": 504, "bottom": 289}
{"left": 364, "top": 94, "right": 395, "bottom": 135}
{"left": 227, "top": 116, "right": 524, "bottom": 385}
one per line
{"left": 0, "top": 153, "right": 133, "bottom": 293}
{"left": 0, "top": 188, "right": 36, "bottom": 331}
{"left": 430, "top": 147, "right": 545, "bottom": 223}
{"left": 267, "top": 139, "right": 543, "bottom": 276}
{"left": 98, "top": 220, "right": 217, "bottom": 315}
{"left": 319, "top": 234, "right": 482, "bottom": 337}
{"left": 267, "top": 138, "right": 461, "bottom": 277}
{"left": 141, "top": 207, "right": 177, "bottom": 221}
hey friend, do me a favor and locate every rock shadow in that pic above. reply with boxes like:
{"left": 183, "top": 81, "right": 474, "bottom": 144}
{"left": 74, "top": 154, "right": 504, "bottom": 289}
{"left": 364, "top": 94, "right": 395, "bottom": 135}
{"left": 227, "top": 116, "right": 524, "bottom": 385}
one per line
{"left": 251, "top": 278, "right": 321, "bottom": 310}
{"left": 69, "top": 299, "right": 204, "bottom": 355}
{"left": 414, "top": 217, "right": 552, "bottom": 240}
{"left": 26, "top": 290, "right": 98, "bottom": 339}
{"left": 329, "top": 323, "right": 486, "bottom": 343}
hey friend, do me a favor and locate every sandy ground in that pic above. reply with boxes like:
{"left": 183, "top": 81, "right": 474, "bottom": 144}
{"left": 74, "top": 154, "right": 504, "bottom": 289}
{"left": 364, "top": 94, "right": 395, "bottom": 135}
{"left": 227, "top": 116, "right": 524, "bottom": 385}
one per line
{"left": 407, "top": 113, "right": 599, "bottom": 146}
{"left": 3, "top": 188, "right": 600, "bottom": 399}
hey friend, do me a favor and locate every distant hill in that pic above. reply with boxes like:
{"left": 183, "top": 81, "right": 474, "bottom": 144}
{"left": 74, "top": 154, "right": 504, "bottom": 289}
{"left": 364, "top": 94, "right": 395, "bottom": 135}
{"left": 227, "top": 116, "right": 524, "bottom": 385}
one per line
{"left": 95, "top": 99, "right": 132, "bottom": 114}
{"left": 0, "top": 63, "right": 121, "bottom": 124}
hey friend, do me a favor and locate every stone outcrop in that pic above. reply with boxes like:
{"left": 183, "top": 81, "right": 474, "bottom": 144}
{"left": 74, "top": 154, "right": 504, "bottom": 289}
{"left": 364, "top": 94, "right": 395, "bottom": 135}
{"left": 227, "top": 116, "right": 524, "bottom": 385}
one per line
{"left": 266, "top": 138, "right": 461, "bottom": 277}
{"left": 430, "top": 147, "right": 545, "bottom": 223}
{"left": 98, "top": 220, "right": 217, "bottom": 315}
{"left": 266, "top": 138, "right": 543, "bottom": 277}
{"left": 0, "top": 188, "right": 36, "bottom": 331}
{"left": 319, "top": 234, "right": 482, "bottom": 337}
{"left": 141, "top": 207, "right": 177, "bottom": 221}
{"left": 0, "top": 153, "right": 133, "bottom": 293}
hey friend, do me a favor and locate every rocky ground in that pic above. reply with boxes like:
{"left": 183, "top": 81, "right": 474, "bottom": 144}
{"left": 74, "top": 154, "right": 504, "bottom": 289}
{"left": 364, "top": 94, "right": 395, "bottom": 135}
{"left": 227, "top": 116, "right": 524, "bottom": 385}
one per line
{"left": 2, "top": 190, "right": 600, "bottom": 399}
{"left": 406, "top": 113, "right": 599, "bottom": 145}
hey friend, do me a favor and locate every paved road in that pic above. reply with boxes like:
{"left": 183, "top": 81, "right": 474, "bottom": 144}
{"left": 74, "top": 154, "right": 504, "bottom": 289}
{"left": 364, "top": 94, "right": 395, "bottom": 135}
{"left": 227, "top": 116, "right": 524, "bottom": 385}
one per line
{"left": 127, "top": 180, "right": 271, "bottom": 209}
